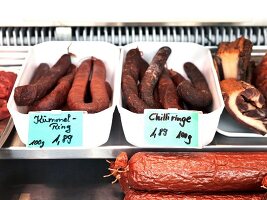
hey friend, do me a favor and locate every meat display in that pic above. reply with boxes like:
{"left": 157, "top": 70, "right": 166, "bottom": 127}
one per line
{"left": 121, "top": 46, "right": 213, "bottom": 113}
{"left": 220, "top": 79, "right": 267, "bottom": 135}
{"left": 214, "top": 36, "right": 267, "bottom": 135}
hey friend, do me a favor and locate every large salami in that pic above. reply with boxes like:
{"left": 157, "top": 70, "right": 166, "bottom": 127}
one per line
{"left": 109, "top": 152, "right": 267, "bottom": 193}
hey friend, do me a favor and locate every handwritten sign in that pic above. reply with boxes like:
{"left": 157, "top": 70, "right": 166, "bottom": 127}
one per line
{"left": 144, "top": 109, "right": 199, "bottom": 147}
{"left": 27, "top": 111, "right": 83, "bottom": 148}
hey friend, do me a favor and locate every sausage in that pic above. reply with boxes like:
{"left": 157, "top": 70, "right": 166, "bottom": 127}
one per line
{"left": 110, "top": 152, "right": 267, "bottom": 193}
{"left": 121, "top": 48, "right": 151, "bottom": 113}
{"left": 157, "top": 69, "right": 182, "bottom": 109}
{"left": 14, "top": 54, "right": 71, "bottom": 106}
{"left": 177, "top": 62, "right": 212, "bottom": 110}
{"left": 29, "top": 67, "right": 76, "bottom": 111}
{"left": 168, "top": 69, "right": 186, "bottom": 87}
{"left": 138, "top": 51, "right": 149, "bottom": 81}
{"left": 124, "top": 189, "right": 266, "bottom": 200}
{"left": 30, "top": 63, "right": 50, "bottom": 84}
{"left": 67, "top": 57, "right": 110, "bottom": 113}
{"left": 140, "top": 46, "right": 171, "bottom": 108}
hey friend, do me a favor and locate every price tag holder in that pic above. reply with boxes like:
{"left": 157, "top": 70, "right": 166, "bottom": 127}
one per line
{"left": 27, "top": 111, "right": 83, "bottom": 148}
{"left": 144, "top": 109, "right": 199, "bottom": 147}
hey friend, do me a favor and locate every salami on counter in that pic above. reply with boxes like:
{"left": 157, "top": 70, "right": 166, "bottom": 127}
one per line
{"left": 109, "top": 152, "right": 267, "bottom": 193}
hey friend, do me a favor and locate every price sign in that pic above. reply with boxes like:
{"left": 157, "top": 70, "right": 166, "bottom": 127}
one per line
{"left": 27, "top": 111, "right": 83, "bottom": 148}
{"left": 144, "top": 109, "right": 199, "bottom": 147}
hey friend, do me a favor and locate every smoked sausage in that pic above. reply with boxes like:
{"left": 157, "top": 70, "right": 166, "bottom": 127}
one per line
{"left": 14, "top": 54, "right": 71, "bottom": 106}
{"left": 30, "top": 63, "right": 50, "bottom": 84}
{"left": 67, "top": 57, "right": 110, "bottom": 113}
{"left": 29, "top": 67, "right": 76, "bottom": 111}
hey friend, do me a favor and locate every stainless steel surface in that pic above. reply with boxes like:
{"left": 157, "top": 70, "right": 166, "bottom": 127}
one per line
{"left": 0, "top": 26, "right": 267, "bottom": 46}
{"left": 0, "top": 159, "right": 123, "bottom": 199}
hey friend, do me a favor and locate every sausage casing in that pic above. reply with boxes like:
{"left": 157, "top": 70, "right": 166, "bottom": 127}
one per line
{"left": 67, "top": 57, "right": 110, "bottom": 113}
{"left": 29, "top": 67, "right": 76, "bottom": 111}
{"left": 140, "top": 46, "right": 171, "bottom": 108}
{"left": 14, "top": 54, "right": 71, "bottom": 106}
{"left": 124, "top": 189, "right": 265, "bottom": 200}
{"left": 121, "top": 48, "right": 150, "bottom": 113}
{"left": 117, "top": 152, "right": 267, "bottom": 193}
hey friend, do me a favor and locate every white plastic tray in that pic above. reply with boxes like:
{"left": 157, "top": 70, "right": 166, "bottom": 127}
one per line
{"left": 117, "top": 42, "right": 225, "bottom": 147}
{"left": 7, "top": 41, "right": 120, "bottom": 147}
{"left": 217, "top": 109, "right": 267, "bottom": 138}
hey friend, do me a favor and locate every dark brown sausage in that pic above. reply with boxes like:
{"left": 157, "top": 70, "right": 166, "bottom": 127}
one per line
{"left": 14, "top": 54, "right": 71, "bottom": 106}
{"left": 29, "top": 68, "right": 76, "bottom": 111}
{"left": 67, "top": 57, "right": 110, "bottom": 113}
{"left": 158, "top": 69, "right": 182, "bottom": 109}
{"left": 139, "top": 46, "right": 171, "bottom": 108}
{"left": 121, "top": 48, "right": 151, "bottom": 113}
{"left": 177, "top": 62, "right": 212, "bottom": 110}
{"left": 111, "top": 152, "right": 267, "bottom": 193}
{"left": 168, "top": 69, "right": 186, "bottom": 87}
{"left": 30, "top": 63, "right": 50, "bottom": 84}
{"left": 124, "top": 189, "right": 265, "bottom": 200}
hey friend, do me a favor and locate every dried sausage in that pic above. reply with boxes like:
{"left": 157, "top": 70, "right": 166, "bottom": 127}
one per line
{"left": 29, "top": 67, "right": 76, "bottom": 111}
{"left": 177, "top": 62, "right": 212, "bottom": 110}
{"left": 67, "top": 57, "right": 110, "bottom": 113}
{"left": 30, "top": 63, "right": 50, "bottom": 84}
{"left": 157, "top": 69, "right": 182, "bottom": 109}
{"left": 14, "top": 54, "right": 71, "bottom": 106}
{"left": 140, "top": 46, "right": 171, "bottom": 108}
{"left": 122, "top": 48, "right": 151, "bottom": 113}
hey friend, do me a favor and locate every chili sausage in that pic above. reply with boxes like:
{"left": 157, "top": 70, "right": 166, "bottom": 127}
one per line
{"left": 140, "top": 46, "right": 171, "bottom": 108}
{"left": 121, "top": 48, "right": 150, "bottom": 113}
{"left": 158, "top": 69, "right": 182, "bottom": 109}
{"left": 177, "top": 62, "right": 212, "bottom": 110}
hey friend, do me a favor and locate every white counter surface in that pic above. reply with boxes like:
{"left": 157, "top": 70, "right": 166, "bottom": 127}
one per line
{"left": 0, "top": 0, "right": 266, "bottom": 26}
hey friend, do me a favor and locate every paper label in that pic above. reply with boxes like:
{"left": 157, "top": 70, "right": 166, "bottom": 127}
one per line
{"left": 144, "top": 109, "right": 199, "bottom": 147}
{"left": 27, "top": 111, "right": 83, "bottom": 148}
